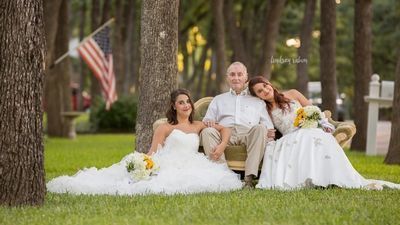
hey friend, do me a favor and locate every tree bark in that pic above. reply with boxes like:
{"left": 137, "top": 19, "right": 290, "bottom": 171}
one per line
{"left": 296, "top": 0, "right": 316, "bottom": 96}
{"left": 124, "top": 0, "right": 139, "bottom": 95}
{"left": 43, "top": 0, "right": 62, "bottom": 67}
{"left": 242, "top": 1, "right": 258, "bottom": 75}
{"left": 211, "top": 0, "right": 227, "bottom": 93}
{"left": 90, "top": 0, "right": 102, "bottom": 112}
{"left": 194, "top": 42, "right": 210, "bottom": 100}
{"left": 136, "top": 0, "right": 179, "bottom": 153}
{"left": 319, "top": 0, "right": 337, "bottom": 118}
{"left": 44, "top": 0, "right": 72, "bottom": 137}
{"left": 114, "top": 0, "right": 127, "bottom": 97}
{"left": 0, "top": 0, "right": 46, "bottom": 206}
{"left": 130, "top": 0, "right": 141, "bottom": 95}
{"left": 224, "top": 0, "right": 249, "bottom": 70}
{"left": 78, "top": 0, "right": 87, "bottom": 111}
{"left": 384, "top": 50, "right": 400, "bottom": 164}
{"left": 112, "top": 0, "right": 138, "bottom": 96}
{"left": 351, "top": 0, "right": 372, "bottom": 151}
{"left": 101, "top": 0, "right": 112, "bottom": 24}
{"left": 206, "top": 53, "right": 217, "bottom": 96}
{"left": 258, "top": 0, "right": 286, "bottom": 79}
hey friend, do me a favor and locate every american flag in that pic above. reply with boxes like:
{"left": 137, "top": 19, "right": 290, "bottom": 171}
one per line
{"left": 77, "top": 26, "right": 117, "bottom": 110}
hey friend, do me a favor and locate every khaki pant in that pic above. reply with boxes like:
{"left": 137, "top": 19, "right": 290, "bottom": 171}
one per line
{"left": 200, "top": 124, "right": 267, "bottom": 177}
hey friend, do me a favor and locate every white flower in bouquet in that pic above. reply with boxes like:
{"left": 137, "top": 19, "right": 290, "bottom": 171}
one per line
{"left": 294, "top": 105, "right": 322, "bottom": 129}
{"left": 126, "top": 152, "right": 159, "bottom": 181}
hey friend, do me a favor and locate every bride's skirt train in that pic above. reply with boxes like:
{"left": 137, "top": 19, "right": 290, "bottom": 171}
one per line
{"left": 257, "top": 128, "right": 400, "bottom": 190}
{"left": 48, "top": 129, "right": 242, "bottom": 195}
{"left": 47, "top": 152, "right": 242, "bottom": 195}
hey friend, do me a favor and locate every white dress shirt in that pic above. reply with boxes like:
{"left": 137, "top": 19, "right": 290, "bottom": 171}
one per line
{"left": 203, "top": 88, "right": 274, "bottom": 132}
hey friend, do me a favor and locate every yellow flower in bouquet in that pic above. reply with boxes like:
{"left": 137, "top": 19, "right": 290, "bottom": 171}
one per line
{"left": 126, "top": 152, "right": 159, "bottom": 181}
{"left": 294, "top": 108, "right": 306, "bottom": 127}
{"left": 143, "top": 155, "right": 154, "bottom": 170}
{"left": 294, "top": 105, "right": 322, "bottom": 129}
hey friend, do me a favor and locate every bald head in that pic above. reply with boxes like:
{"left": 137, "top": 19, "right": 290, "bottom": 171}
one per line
{"left": 226, "top": 62, "right": 247, "bottom": 76}
{"left": 226, "top": 62, "right": 248, "bottom": 93}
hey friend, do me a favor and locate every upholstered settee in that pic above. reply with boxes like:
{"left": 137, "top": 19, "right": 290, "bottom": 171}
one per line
{"left": 153, "top": 97, "right": 356, "bottom": 171}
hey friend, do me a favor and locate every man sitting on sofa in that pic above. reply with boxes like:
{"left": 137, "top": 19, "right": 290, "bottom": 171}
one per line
{"left": 201, "top": 61, "right": 275, "bottom": 188}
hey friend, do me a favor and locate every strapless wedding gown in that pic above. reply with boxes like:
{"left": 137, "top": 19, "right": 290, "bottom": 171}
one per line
{"left": 47, "top": 129, "right": 242, "bottom": 195}
{"left": 257, "top": 100, "right": 400, "bottom": 190}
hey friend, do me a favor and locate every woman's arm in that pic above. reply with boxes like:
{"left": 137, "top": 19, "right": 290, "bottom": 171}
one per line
{"left": 285, "top": 90, "right": 335, "bottom": 133}
{"left": 285, "top": 89, "right": 311, "bottom": 106}
{"left": 147, "top": 124, "right": 170, "bottom": 155}
{"left": 196, "top": 121, "right": 231, "bottom": 161}
{"left": 209, "top": 124, "right": 231, "bottom": 161}
{"left": 213, "top": 124, "right": 231, "bottom": 148}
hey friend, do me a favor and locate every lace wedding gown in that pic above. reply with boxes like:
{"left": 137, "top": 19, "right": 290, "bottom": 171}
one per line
{"left": 47, "top": 129, "right": 242, "bottom": 195}
{"left": 257, "top": 100, "right": 400, "bottom": 190}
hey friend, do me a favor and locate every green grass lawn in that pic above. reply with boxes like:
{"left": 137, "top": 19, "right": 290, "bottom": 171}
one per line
{"left": 1, "top": 134, "right": 400, "bottom": 225}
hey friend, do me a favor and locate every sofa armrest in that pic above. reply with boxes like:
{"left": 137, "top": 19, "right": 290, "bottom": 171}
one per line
{"left": 323, "top": 110, "right": 356, "bottom": 148}
{"left": 152, "top": 118, "right": 168, "bottom": 131}
{"left": 153, "top": 97, "right": 214, "bottom": 131}
{"left": 194, "top": 97, "right": 214, "bottom": 121}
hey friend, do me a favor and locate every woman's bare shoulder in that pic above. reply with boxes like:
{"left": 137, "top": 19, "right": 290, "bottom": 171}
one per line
{"left": 283, "top": 89, "right": 310, "bottom": 106}
{"left": 282, "top": 89, "right": 297, "bottom": 100}
{"left": 192, "top": 120, "right": 207, "bottom": 131}
{"left": 193, "top": 120, "right": 203, "bottom": 125}
{"left": 156, "top": 123, "right": 173, "bottom": 135}
{"left": 193, "top": 120, "right": 206, "bottom": 127}
{"left": 283, "top": 89, "right": 298, "bottom": 97}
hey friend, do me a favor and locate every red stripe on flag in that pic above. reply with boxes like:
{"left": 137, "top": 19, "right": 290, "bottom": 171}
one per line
{"left": 77, "top": 34, "right": 117, "bottom": 110}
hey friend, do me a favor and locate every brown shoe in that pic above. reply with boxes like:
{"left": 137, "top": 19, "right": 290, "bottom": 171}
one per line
{"left": 243, "top": 175, "right": 255, "bottom": 189}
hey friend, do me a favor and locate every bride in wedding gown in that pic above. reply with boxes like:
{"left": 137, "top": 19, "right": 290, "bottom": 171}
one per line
{"left": 47, "top": 89, "right": 242, "bottom": 195}
{"left": 248, "top": 76, "right": 400, "bottom": 190}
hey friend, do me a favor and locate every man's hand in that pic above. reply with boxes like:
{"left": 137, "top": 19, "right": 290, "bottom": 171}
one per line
{"left": 203, "top": 120, "right": 217, "bottom": 127}
{"left": 266, "top": 129, "right": 276, "bottom": 141}
{"left": 319, "top": 118, "right": 335, "bottom": 134}
{"left": 322, "top": 126, "right": 334, "bottom": 133}
{"left": 210, "top": 144, "right": 225, "bottom": 161}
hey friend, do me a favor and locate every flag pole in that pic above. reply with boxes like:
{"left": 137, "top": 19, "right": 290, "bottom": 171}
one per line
{"left": 49, "top": 17, "right": 115, "bottom": 69}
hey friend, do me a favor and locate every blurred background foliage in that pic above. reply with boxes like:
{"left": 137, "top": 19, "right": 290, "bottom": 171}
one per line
{"left": 54, "top": 0, "right": 399, "bottom": 131}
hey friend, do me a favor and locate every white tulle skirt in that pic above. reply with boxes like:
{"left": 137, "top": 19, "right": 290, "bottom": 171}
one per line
{"left": 257, "top": 128, "right": 400, "bottom": 190}
{"left": 47, "top": 150, "right": 242, "bottom": 196}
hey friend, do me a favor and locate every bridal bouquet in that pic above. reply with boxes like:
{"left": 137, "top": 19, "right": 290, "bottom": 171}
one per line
{"left": 126, "top": 152, "right": 159, "bottom": 181}
{"left": 293, "top": 105, "right": 322, "bottom": 129}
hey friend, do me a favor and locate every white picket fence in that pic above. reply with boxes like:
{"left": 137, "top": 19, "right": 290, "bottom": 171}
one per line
{"left": 364, "top": 74, "right": 394, "bottom": 155}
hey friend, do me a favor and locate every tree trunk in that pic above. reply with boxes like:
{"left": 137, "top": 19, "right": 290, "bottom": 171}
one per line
{"left": 242, "top": 1, "right": 258, "bottom": 75}
{"left": 0, "top": 0, "right": 46, "bottom": 206}
{"left": 131, "top": 9, "right": 141, "bottom": 95}
{"left": 136, "top": 0, "right": 179, "bottom": 153}
{"left": 211, "top": 0, "right": 227, "bottom": 92}
{"left": 384, "top": 50, "right": 400, "bottom": 164}
{"left": 194, "top": 42, "right": 210, "bottom": 100}
{"left": 206, "top": 53, "right": 217, "bottom": 96}
{"left": 101, "top": 0, "right": 112, "bottom": 24}
{"left": 224, "top": 0, "right": 249, "bottom": 69}
{"left": 78, "top": 0, "right": 87, "bottom": 111}
{"left": 351, "top": 0, "right": 372, "bottom": 151}
{"left": 124, "top": 0, "right": 138, "bottom": 95}
{"left": 44, "top": 0, "right": 72, "bottom": 137}
{"left": 114, "top": 0, "right": 127, "bottom": 97}
{"left": 90, "top": 0, "right": 102, "bottom": 114}
{"left": 43, "top": 0, "right": 62, "bottom": 66}
{"left": 319, "top": 0, "right": 337, "bottom": 117}
{"left": 296, "top": 0, "right": 316, "bottom": 96}
{"left": 180, "top": 32, "right": 190, "bottom": 84}
{"left": 258, "top": 0, "right": 286, "bottom": 79}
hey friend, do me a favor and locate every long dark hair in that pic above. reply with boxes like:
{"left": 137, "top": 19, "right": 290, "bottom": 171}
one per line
{"left": 248, "top": 76, "right": 291, "bottom": 115}
{"left": 166, "top": 89, "right": 195, "bottom": 125}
